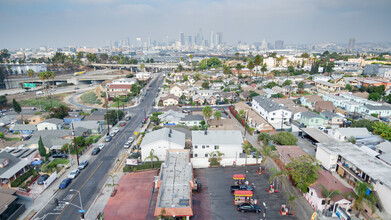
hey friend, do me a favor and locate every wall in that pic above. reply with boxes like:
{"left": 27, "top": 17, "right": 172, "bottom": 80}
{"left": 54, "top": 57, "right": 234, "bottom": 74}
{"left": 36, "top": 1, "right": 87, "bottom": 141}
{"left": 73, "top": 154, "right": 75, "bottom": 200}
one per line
{"left": 191, "top": 157, "right": 259, "bottom": 168}
{"left": 37, "top": 123, "right": 58, "bottom": 131}
{"left": 374, "top": 181, "right": 391, "bottom": 215}
{"left": 141, "top": 140, "right": 184, "bottom": 161}
{"left": 316, "top": 146, "right": 338, "bottom": 172}
{"left": 192, "top": 144, "right": 243, "bottom": 159}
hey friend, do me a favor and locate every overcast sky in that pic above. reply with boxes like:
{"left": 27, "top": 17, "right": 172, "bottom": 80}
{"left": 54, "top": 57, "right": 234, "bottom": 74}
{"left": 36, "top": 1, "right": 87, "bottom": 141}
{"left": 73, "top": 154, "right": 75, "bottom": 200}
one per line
{"left": 1, "top": 0, "right": 390, "bottom": 49}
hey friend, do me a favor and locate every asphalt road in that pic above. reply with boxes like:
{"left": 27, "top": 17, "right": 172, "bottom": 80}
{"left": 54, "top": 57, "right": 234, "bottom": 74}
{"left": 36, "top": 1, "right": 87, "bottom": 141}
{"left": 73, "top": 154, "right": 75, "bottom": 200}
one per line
{"left": 34, "top": 73, "right": 164, "bottom": 220}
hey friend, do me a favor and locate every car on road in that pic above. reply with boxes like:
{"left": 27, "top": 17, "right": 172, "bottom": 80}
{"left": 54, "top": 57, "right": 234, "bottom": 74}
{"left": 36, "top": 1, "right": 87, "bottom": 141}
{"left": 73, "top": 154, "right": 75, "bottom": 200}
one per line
{"left": 105, "top": 136, "right": 112, "bottom": 142}
{"left": 380, "top": 117, "right": 390, "bottom": 122}
{"left": 37, "top": 174, "right": 50, "bottom": 185}
{"left": 230, "top": 185, "right": 253, "bottom": 193}
{"left": 59, "top": 178, "right": 72, "bottom": 189}
{"left": 124, "top": 143, "right": 130, "bottom": 148}
{"left": 74, "top": 87, "right": 80, "bottom": 90}
{"left": 52, "top": 153, "right": 68, "bottom": 159}
{"left": 78, "top": 160, "right": 88, "bottom": 170}
{"left": 120, "top": 122, "right": 126, "bottom": 126}
{"left": 68, "top": 169, "right": 80, "bottom": 179}
{"left": 139, "top": 123, "right": 143, "bottom": 128}
{"left": 98, "top": 143, "right": 105, "bottom": 150}
{"left": 92, "top": 147, "right": 101, "bottom": 155}
{"left": 142, "top": 117, "right": 148, "bottom": 123}
{"left": 237, "top": 203, "right": 261, "bottom": 213}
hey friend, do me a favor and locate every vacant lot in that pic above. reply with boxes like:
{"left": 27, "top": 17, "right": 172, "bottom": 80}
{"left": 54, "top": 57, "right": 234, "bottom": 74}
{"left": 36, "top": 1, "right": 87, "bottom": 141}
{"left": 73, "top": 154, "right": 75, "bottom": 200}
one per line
{"left": 80, "top": 91, "right": 102, "bottom": 105}
{"left": 20, "top": 94, "right": 65, "bottom": 110}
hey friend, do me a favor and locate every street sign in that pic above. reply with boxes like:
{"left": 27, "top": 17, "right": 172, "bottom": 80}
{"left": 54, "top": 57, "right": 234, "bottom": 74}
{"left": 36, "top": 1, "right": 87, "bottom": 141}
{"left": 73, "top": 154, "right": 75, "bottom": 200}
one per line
{"left": 79, "top": 210, "right": 86, "bottom": 213}
{"left": 23, "top": 83, "right": 36, "bottom": 88}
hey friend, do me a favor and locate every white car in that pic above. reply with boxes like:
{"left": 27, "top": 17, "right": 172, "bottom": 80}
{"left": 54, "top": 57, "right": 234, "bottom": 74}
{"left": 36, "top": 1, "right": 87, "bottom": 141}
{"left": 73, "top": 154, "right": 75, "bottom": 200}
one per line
{"left": 113, "top": 128, "right": 120, "bottom": 133}
{"left": 98, "top": 143, "right": 105, "bottom": 150}
{"left": 128, "top": 137, "right": 134, "bottom": 144}
{"left": 110, "top": 132, "right": 116, "bottom": 137}
{"left": 124, "top": 143, "right": 130, "bottom": 148}
{"left": 68, "top": 169, "right": 80, "bottom": 179}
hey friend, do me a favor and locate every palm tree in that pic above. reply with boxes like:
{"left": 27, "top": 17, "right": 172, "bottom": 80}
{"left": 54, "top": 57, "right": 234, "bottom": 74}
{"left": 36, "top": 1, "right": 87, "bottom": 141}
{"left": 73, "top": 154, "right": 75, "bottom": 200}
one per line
{"left": 261, "top": 64, "right": 268, "bottom": 76}
{"left": 145, "top": 149, "right": 159, "bottom": 168}
{"left": 241, "top": 142, "right": 252, "bottom": 166}
{"left": 202, "top": 106, "right": 212, "bottom": 125}
{"left": 235, "top": 63, "right": 242, "bottom": 80}
{"left": 189, "top": 54, "right": 193, "bottom": 70}
{"left": 319, "top": 184, "right": 343, "bottom": 209}
{"left": 214, "top": 111, "right": 222, "bottom": 123}
{"left": 247, "top": 60, "right": 254, "bottom": 77}
{"left": 27, "top": 69, "right": 35, "bottom": 79}
{"left": 253, "top": 148, "right": 261, "bottom": 164}
{"left": 38, "top": 71, "right": 47, "bottom": 95}
{"left": 50, "top": 71, "right": 56, "bottom": 94}
{"left": 285, "top": 192, "right": 297, "bottom": 214}
{"left": 106, "top": 173, "right": 118, "bottom": 193}
{"left": 346, "top": 181, "right": 378, "bottom": 217}
{"left": 268, "top": 167, "right": 288, "bottom": 192}
{"left": 260, "top": 144, "right": 275, "bottom": 165}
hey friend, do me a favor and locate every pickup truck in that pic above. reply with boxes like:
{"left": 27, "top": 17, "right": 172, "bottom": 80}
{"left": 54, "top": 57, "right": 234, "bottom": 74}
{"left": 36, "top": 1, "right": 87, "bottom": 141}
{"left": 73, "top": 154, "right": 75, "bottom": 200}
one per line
{"left": 230, "top": 185, "right": 253, "bottom": 193}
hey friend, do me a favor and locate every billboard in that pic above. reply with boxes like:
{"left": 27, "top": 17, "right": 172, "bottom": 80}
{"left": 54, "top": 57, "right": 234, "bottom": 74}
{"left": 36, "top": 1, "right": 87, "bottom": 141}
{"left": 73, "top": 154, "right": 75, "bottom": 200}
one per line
{"left": 24, "top": 83, "right": 36, "bottom": 88}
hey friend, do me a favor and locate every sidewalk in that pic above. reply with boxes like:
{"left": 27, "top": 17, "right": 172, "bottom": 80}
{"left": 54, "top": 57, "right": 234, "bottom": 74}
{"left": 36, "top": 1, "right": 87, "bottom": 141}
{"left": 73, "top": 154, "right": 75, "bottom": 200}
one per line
{"left": 20, "top": 144, "right": 98, "bottom": 220}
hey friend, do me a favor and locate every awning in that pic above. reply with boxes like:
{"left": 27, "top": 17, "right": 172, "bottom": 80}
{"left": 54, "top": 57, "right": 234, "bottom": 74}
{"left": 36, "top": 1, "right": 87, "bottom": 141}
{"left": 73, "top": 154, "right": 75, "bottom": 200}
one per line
{"left": 31, "top": 160, "right": 43, "bottom": 165}
{"left": 233, "top": 174, "right": 245, "bottom": 180}
{"left": 234, "top": 190, "right": 253, "bottom": 197}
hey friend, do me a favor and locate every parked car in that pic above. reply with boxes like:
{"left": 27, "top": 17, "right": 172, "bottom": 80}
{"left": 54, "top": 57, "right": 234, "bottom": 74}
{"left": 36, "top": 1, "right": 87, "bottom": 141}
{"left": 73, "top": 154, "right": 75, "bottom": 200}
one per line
{"left": 59, "top": 178, "right": 72, "bottom": 189}
{"left": 128, "top": 137, "right": 134, "bottom": 144}
{"left": 230, "top": 185, "right": 253, "bottom": 193}
{"left": 98, "top": 143, "right": 105, "bottom": 150}
{"left": 78, "top": 160, "right": 88, "bottom": 170}
{"left": 52, "top": 153, "right": 68, "bottom": 159}
{"left": 237, "top": 203, "right": 261, "bottom": 213}
{"left": 37, "top": 174, "right": 50, "bottom": 185}
{"left": 120, "top": 122, "right": 126, "bottom": 127}
{"left": 105, "top": 136, "right": 112, "bottom": 142}
{"left": 68, "top": 169, "right": 80, "bottom": 179}
{"left": 380, "top": 117, "right": 390, "bottom": 122}
{"left": 142, "top": 117, "right": 148, "bottom": 123}
{"left": 139, "top": 123, "right": 143, "bottom": 128}
{"left": 124, "top": 143, "right": 130, "bottom": 148}
{"left": 92, "top": 147, "right": 101, "bottom": 155}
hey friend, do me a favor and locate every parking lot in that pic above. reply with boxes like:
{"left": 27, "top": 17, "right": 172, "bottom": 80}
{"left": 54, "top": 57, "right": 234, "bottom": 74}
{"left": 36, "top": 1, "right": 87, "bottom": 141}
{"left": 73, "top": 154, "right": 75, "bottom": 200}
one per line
{"left": 200, "top": 165, "right": 297, "bottom": 220}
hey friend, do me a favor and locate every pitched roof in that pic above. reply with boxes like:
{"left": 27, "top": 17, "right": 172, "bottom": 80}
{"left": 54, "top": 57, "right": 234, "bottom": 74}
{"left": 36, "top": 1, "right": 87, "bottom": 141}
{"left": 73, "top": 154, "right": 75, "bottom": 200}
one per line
{"left": 253, "top": 95, "right": 288, "bottom": 112}
{"left": 276, "top": 145, "right": 308, "bottom": 165}
{"left": 315, "top": 101, "right": 335, "bottom": 111}
{"left": 161, "top": 94, "right": 179, "bottom": 101}
{"left": 10, "top": 124, "right": 37, "bottom": 131}
{"left": 301, "top": 111, "right": 323, "bottom": 119}
{"left": 0, "top": 151, "right": 30, "bottom": 179}
{"left": 320, "top": 111, "right": 342, "bottom": 119}
{"left": 311, "top": 170, "right": 353, "bottom": 202}
{"left": 140, "top": 128, "right": 185, "bottom": 148}
{"left": 364, "top": 104, "right": 391, "bottom": 111}
{"left": 108, "top": 84, "right": 132, "bottom": 90}
{"left": 0, "top": 188, "right": 17, "bottom": 215}
{"left": 337, "top": 128, "right": 372, "bottom": 138}
{"left": 181, "top": 115, "right": 204, "bottom": 121}
{"left": 303, "top": 95, "right": 323, "bottom": 103}
{"left": 41, "top": 118, "right": 63, "bottom": 125}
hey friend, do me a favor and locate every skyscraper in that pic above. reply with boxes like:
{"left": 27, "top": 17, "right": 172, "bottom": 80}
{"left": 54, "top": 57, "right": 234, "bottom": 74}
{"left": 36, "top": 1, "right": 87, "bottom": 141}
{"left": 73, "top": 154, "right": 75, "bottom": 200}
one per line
{"left": 275, "top": 40, "right": 284, "bottom": 49}
{"left": 216, "top": 32, "right": 223, "bottom": 45}
{"left": 180, "top": 32, "right": 185, "bottom": 46}
{"left": 210, "top": 31, "right": 214, "bottom": 47}
{"left": 260, "top": 40, "right": 268, "bottom": 50}
{"left": 349, "top": 38, "right": 355, "bottom": 50}
{"left": 188, "top": 36, "right": 192, "bottom": 46}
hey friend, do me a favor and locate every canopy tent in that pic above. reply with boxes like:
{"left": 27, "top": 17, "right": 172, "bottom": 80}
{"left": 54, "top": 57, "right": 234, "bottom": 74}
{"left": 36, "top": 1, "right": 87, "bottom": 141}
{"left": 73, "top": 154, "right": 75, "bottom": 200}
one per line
{"left": 233, "top": 174, "right": 245, "bottom": 180}
{"left": 31, "top": 160, "right": 43, "bottom": 166}
{"left": 234, "top": 190, "right": 253, "bottom": 197}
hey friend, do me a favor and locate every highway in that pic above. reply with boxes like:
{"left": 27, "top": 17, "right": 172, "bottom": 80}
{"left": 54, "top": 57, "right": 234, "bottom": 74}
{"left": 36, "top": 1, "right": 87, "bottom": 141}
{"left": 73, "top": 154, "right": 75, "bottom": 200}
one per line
{"left": 34, "top": 73, "right": 164, "bottom": 220}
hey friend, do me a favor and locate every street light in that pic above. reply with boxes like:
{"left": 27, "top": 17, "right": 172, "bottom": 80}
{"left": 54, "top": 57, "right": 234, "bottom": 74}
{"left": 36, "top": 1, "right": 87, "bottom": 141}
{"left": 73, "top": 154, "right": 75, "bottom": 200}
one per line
{"left": 70, "top": 189, "right": 83, "bottom": 211}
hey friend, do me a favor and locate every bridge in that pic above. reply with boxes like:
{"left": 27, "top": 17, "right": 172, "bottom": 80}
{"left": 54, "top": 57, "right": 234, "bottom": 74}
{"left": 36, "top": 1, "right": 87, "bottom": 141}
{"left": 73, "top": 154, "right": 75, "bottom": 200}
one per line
{"left": 88, "top": 63, "right": 191, "bottom": 72}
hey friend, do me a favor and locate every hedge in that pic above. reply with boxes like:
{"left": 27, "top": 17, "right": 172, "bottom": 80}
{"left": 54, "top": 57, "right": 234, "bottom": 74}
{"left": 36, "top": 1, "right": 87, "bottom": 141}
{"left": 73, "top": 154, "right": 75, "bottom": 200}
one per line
{"left": 11, "top": 169, "right": 37, "bottom": 188}
{"left": 123, "top": 161, "right": 163, "bottom": 172}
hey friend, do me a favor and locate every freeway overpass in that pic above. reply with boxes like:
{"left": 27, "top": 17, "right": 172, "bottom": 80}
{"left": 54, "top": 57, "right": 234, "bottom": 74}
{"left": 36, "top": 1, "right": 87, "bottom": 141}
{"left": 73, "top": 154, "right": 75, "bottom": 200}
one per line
{"left": 88, "top": 62, "right": 191, "bottom": 72}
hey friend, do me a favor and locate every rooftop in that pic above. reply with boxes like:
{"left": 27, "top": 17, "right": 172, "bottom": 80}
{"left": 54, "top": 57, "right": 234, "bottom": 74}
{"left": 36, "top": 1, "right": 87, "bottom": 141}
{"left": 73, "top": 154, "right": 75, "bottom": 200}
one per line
{"left": 41, "top": 118, "right": 63, "bottom": 125}
{"left": 252, "top": 95, "right": 288, "bottom": 112}
{"left": 276, "top": 145, "right": 308, "bottom": 165}
{"left": 155, "top": 150, "right": 193, "bottom": 217}
{"left": 301, "top": 111, "right": 323, "bottom": 119}
{"left": 192, "top": 130, "right": 243, "bottom": 146}
{"left": 181, "top": 115, "right": 204, "bottom": 121}
{"left": 141, "top": 128, "right": 185, "bottom": 148}
{"left": 336, "top": 127, "right": 372, "bottom": 138}
{"left": 311, "top": 170, "right": 353, "bottom": 202}
{"left": 301, "top": 128, "right": 332, "bottom": 143}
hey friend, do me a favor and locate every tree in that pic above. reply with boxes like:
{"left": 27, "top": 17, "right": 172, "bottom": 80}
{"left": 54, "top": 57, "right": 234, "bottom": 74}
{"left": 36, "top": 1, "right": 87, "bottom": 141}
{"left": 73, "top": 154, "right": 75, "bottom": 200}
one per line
{"left": 0, "top": 95, "right": 7, "bottom": 107}
{"left": 247, "top": 60, "right": 254, "bottom": 75}
{"left": 27, "top": 69, "right": 35, "bottom": 78}
{"left": 288, "top": 66, "right": 294, "bottom": 73}
{"left": 140, "top": 63, "right": 145, "bottom": 71}
{"left": 241, "top": 142, "right": 252, "bottom": 166}
{"left": 38, "top": 136, "right": 46, "bottom": 157}
{"left": 282, "top": 80, "right": 292, "bottom": 86}
{"left": 346, "top": 181, "right": 378, "bottom": 216}
{"left": 345, "top": 84, "right": 352, "bottom": 91}
{"left": 286, "top": 155, "right": 321, "bottom": 193}
{"left": 214, "top": 111, "right": 222, "bottom": 122}
{"left": 249, "top": 91, "right": 260, "bottom": 99}
{"left": 49, "top": 105, "right": 69, "bottom": 119}
{"left": 351, "top": 119, "right": 375, "bottom": 132}
{"left": 258, "top": 132, "right": 272, "bottom": 145}
{"left": 264, "top": 81, "right": 278, "bottom": 89}
{"left": 269, "top": 167, "right": 288, "bottom": 191}
{"left": 254, "top": 54, "right": 262, "bottom": 66}
{"left": 272, "top": 132, "right": 298, "bottom": 145}
{"left": 75, "top": 136, "right": 85, "bottom": 147}
{"left": 319, "top": 184, "right": 343, "bottom": 209}
{"left": 12, "top": 99, "right": 21, "bottom": 114}
{"left": 373, "top": 121, "right": 391, "bottom": 141}
{"left": 271, "top": 93, "right": 285, "bottom": 98}
{"left": 202, "top": 106, "right": 212, "bottom": 124}
{"left": 285, "top": 192, "right": 298, "bottom": 213}
{"left": 0, "top": 133, "right": 4, "bottom": 139}
{"left": 202, "top": 81, "right": 209, "bottom": 89}
{"left": 105, "top": 110, "right": 124, "bottom": 125}
{"left": 86, "top": 53, "right": 97, "bottom": 63}
{"left": 223, "top": 66, "right": 232, "bottom": 75}
{"left": 194, "top": 73, "right": 201, "bottom": 81}
{"left": 183, "top": 75, "right": 188, "bottom": 81}
{"left": 145, "top": 149, "right": 159, "bottom": 168}
{"left": 368, "top": 92, "right": 381, "bottom": 101}
{"left": 348, "top": 136, "right": 356, "bottom": 144}
{"left": 235, "top": 64, "right": 242, "bottom": 77}
{"left": 301, "top": 53, "right": 310, "bottom": 58}
{"left": 261, "top": 64, "right": 268, "bottom": 74}
{"left": 325, "top": 62, "right": 335, "bottom": 73}
{"left": 76, "top": 52, "right": 83, "bottom": 59}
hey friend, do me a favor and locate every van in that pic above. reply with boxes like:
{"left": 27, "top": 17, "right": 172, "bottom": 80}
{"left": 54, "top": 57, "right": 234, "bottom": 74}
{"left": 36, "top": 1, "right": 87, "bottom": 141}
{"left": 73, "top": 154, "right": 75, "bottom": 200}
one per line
{"left": 36, "top": 91, "right": 43, "bottom": 95}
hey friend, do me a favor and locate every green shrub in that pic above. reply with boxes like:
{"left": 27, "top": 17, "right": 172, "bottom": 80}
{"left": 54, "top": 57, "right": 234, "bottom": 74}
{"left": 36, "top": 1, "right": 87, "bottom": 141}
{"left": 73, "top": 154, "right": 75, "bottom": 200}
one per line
{"left": 11, "top": 169, "right": 34, "bottom": 187}
{"left": 0, "top": 133, "right": 4, "bottom": 139}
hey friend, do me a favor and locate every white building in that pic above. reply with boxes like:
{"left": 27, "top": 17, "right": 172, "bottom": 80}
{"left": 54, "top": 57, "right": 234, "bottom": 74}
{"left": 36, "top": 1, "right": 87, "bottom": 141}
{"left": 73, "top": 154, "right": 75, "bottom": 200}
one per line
{"left": 136, "top": 72, "right": 151, "bottom": 80}
{"left": 252, "top": 96, "right": 292, "bottom": 130}
{"left": 36, "top": 118, "right": 64, "bottom": 131}
{"left": 140, "top": 128, "right": 185, "bottom": 162}
{"left": 111, "top": 78, "right": 137, "bottom": 85}
{"left": 191, "top": 130, "right": 243, "bottom": 158}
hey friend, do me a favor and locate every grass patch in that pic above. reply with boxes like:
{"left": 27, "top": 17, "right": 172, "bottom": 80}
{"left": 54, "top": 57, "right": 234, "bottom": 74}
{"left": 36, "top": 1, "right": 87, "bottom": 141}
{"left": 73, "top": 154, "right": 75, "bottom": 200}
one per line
{"left": 80, "top": 92, "right": 102, "bottom": 105}
{"left": 20, "top": 95, "right": 64, "bottom": 110}
{"left": 90, "top": 135, "right": 102, "bottom": 142}
{"left": 52, "top": 158, "right": 69, "bottom": 165}
{"left": 70, "top": 145, "right": 87, "bottom": 155}
{"left": 123, "top": 161, "right": 163, "bottom": 172}
{"left": 5, "top": 137, "right": 21, "bottom": 141}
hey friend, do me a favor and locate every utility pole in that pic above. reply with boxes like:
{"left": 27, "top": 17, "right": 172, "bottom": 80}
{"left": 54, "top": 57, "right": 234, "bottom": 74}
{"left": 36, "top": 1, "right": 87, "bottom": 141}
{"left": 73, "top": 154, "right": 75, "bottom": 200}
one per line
{"left": 116, "top": 98, "right": 119, "bottom": 123}
{"left": 244, "top": 111, "right": 248, "bottom": 137}
{"left": 72, "top": 123, "right": 79, "bottom": 166}
{"left": 281, "top": 112, "right": 284, "bottom": 131}
{"left": 106, "top": 94, "right": 110, "bottom": 136}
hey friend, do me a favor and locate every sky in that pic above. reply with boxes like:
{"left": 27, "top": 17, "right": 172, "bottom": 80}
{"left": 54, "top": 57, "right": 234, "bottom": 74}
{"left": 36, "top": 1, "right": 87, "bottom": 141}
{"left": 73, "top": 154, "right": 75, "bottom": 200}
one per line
{"left": 0, "top": 0, "right": 390, "bottom": 49}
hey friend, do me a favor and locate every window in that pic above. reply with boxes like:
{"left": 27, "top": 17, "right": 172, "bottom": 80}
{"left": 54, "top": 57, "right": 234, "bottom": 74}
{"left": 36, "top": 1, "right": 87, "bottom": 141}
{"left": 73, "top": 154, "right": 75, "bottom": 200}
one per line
{"left": 271, "top": 118, "right": 274, "bottom": 121}
{"left": 202, "top": 145, "right": 205, "bottom": 149}
{"left": 206, "top": 145, "right": 209, "bottom": 148}
{"left": 194, "top": 145, "right": 198, "bottom": 149}
{"left": 273, "top": 113, "right": 276, "bottom": 115}
{"left": 321, "top": 200, "right": 325, "bottom": 205}
{"left": 194, "top": 154, "right": 198, "bottom": 157}
{"left": 215, "top": 145, "right": 219, "bottom": 149}
{"left": 315, "top": 119, "right": 319, "bottom": 123}
{"left": 205, "top": 154, "right": 208, "bottom": 158}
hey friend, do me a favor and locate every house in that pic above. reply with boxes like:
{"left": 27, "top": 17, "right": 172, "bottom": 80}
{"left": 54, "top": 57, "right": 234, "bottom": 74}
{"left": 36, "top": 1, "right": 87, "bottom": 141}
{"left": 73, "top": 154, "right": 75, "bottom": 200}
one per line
{"left": 140, "top": 128, "right": 185, "bottom": 162}
{"left": 71, "top": 121, "right": 104, "bottom": 134}
{"left": 235, "top": 102, "right": 274, "bottom": 132}
{"left": 63, "top": 115, "right": 84, "bottom": 125}
{"left": 0, "top": 115, "right": 17, "bottom": 127}
{"left": 169, "top": 84, "right": 187, "bottom": 97}
{"left": 0, "top": 188, "right": 22, "bottom": 219}
{"left": 0, "top": 151, "right": 31, "bottom": 188}
{"left": 158, "top": 110, "right": 186, "bottom": 125}
{"left": 192, "top": 95, "right": 205, "bottom": 105}
{"left": 24, "top": 130, "right": 74, "bottom": 152}
{"left": 107, "top": 84, "right": 132, "bottom": 97}
{"left": 314, "top": 101, "right": 336, "bottom": 113}
{"left": 299, "top": 95, "right": 323, "bottom": 110}
{"left": 27, "top": 115, "right": 45, "bottom": 125}
{"left": 361, "top": 104, "right": 391, "bottom": 117}
{"left": 239, "top": 91, "right": 251, "bottom": 100}
{"left": 161, "top": 95, "right": 179, "bottom": 106}
{"left": 320, "top": 111, "right": 344, "bottom": 127}
{"left": 316, "top": 141, "right": 391, "bottom": 217}
{"left": 180, "top": 115, "right": 204, "bottom": 127}
{"left": 135, "top": 72, "right": 151, "bottom": 81}
{"left": 205, "top": 95, "right": 218, "bottom": 105}
{"left": 263, "top": 88, "right": 277, "bottom": 98}
{"left": 304, "top": 170, "right": 353, "bottom": 214}
{"left": 272, "top": 98, "right": 307, "bottom": 121}
{"left": 37, "top": 118, "right": 64, "bottom": 131}
{"left": 328, "top": 127, "right": 372, "bottom": 142}
{"left": 299, "top": 111, "right": 325, "bottom": 128}
{"left": 192, "top": 130, "right": 244, "bottom": 158}
{"left": 10, "top": 124, "right": 37, "bottom": 134}
{"left": 314, "top": 80, "right": 341, "bottom": 93}
{"left": 275, "top": 145, "right": 308, "bottom": 166}
{"left": 111, "top": 78, "right": 137, "bottom": 85}
{"left": 252, "top": 96, "right": 292, "bottom": 130}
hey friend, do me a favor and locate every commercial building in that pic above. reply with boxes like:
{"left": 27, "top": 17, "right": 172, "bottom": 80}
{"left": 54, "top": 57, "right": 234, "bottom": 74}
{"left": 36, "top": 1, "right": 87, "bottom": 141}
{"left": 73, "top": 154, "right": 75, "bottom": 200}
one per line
{"left": 154, "top": 150, "right": 193, "bottom": 219}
